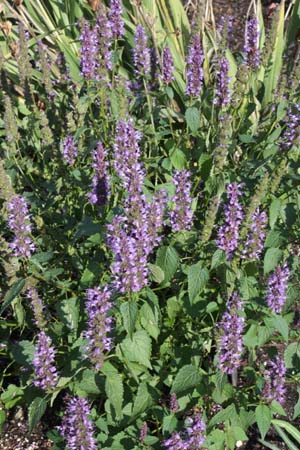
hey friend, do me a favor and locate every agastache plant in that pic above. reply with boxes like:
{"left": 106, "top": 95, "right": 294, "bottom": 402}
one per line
{"left": 79, "top": 20, "right": 99, "bottom": 81}
{"left": 6, "top": 195, "right": 35, "bottom": 258}
{"left": 133, "top": 24, "right": 151, "bottom": 78}
{"left": 217, "top": 182, "right": 244, "bottom": 258}
{"left": 244, "top": 17, "right": 260, "bottom": 69}
{"left": 109, "top": 0, "right": 125, "bottom": 39}
{"left": 280, "top": 104, "right": 300, "bottom": 151}
{"left": 266, "top": 263, "right": 290, "bottom": 314}
{"left": 161, "top": 46, "right": 175, "bottom": 85}
{"left": 88, "top": 142, "right": 110, "bottom": 206}
{"left": 243, "top": 208, "right": 267, "bottom": 260}
{"left": 163, "top": 412, "right": 206, "bottom": 449}
{"left": 62, "top": 135, "right": 77, "bottom": 166}
{"left": 186, "top": 34, "right": 204, "bottom": 97}
{"left": 217, "top": 292, "right": 245, "bottom": 375}
{"left": 59, "top": 396, "right": 97, "bottom": 450}
{"left": 95, "top": 7, "right": 113, "bottom": 72}
{"left": 214, "top": 55, "right": 231, "bottom": 108}
{"left": 27, "top": 287, "right": 46, "bottom": 329}
{"left": 84, "top": 287, "right": 113, "bottom": 371}
{"left": 33, "top": 331, "right": 58, "bottom": 391}
{"left": 169, "top": 170, "right": 194, "bottom": 232}
{"left": 262, "top": 355, "right": 286, "bottom": 404}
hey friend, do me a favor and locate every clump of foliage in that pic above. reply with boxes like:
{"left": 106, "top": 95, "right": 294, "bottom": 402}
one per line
{"left": 0, "top": 0, "right": 300, "bottom": 449}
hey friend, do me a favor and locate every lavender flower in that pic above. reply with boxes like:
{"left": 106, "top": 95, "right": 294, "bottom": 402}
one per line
{"left": 280, "top": 104, "right": 300, "bottom": 151}
{"left": 33, "top": 331, "right": 58, "bottom": 390}
{"left": 169, "top": 170, "right": 194, "bottom": 232}
{"left": 164, "top": 412, "right": 206, "bottom": 450}
{"left": 214, "top": 56, "right": 231, "bottom": 108}
{"left": 6, "top": 195, "right": 35, "bottom": 258}
{"left": 59, "top": 396, "right": 97, "bottom": 450}
{"left": 263, "top": 355, "right": 286, "bottom": 404}
{"left": 79, "top": 20, "right": 99, "bottom": 81}
{"left": 27, "top": 287, "right": 46, "bottom": 329}
{"left": 161, "top": 46, "right": 175, "bottom": 85}
{"left": 62, "top": 135, "right": 77, "bottom": 165}
{"left": 186, "top": 35, "right": 204, "bottom": 97}
{"left": 169, "top": 393, "right": 179, "bottom": 413}
{"left": 84, "top": 287, "right": 113, "bottom": 371}
{"left": 109, "top": 0, "right": 124, "bottom": 39}
{"left": 133, "top": 24, "right": 151, "bottom": 77}
{"left": 243, "top": 208, "right": 267, "bottom": 260}
{"left": 88, "top": 142, "right": 110, "bottom": 206}
{"left": 140, "top": 421, "right": 148, "bottom": 443}
{"left": 144, "top": 190, "right": 167, "bottom": 248}
{"left": 244, "top": 18, "right": 260, "bottom": 69}
{"left": 217, "top": 292, "right": 245, "bottom": 375}
{"left": 217, "top": 182, "right": 244, "bottom": 258}
{"left": 266, "top": 263, "right": 290, "bottom": 314}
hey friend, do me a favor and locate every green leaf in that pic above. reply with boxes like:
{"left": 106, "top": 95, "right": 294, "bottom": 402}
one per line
{"left": 188, "top": 263, "right": 209, "bottom": 303}
{"left": 211, "top": 250, "right": 226, "bottom": 270}
{"left": 57, "top": 297, "right": 79, "bottom": 332}
{"left": 271, "top": 316, "right": 289, "bottom": 342}
{"left": 185, "top": 107, "right": 200, "bottom": 133}
{"left": 255, "top": 404, "right": 272, "bottom": 439}
{"left": 156, "top": 246, "right": 179, "bottom": 283}
{"left": 0, "top": 409, "right": 6, "bottom": 433}
{"left": 105, "top": 373, "right": 124, "bottom": 420}
{"left": 1, "top": 279, "right": 25, "bottom": 315}
{"left": 271, "top": 400, "right": 286, "bottom": 417}
{"left": 293, "top": 389, "right": 300, "bottom": 420}
{"left": 120, "top": 302, "right": 138, "bottom": 337}
{"left": 163, "top": 415, "right": 178, "bottom": 434}
{"left": 149, "top": 264, "right": 165, "bottom": 284}
{"left": 121, "top": 331, "right": 152, "bottom": 369}
{"left": 170, "top": 148, "right": 186, "bottom": 170}
{"left": 0, "top": 385, "right": 23, "bottom": 409}
{"left": 131, "top": 382, "right": 153, "bottom": 419}
{"left": 171, "top": 364, "right": 202, "bottom": 394}
{"left": 240, "top": 276, "right": 258, "bottom": 300}
{"left": 272, "top": 424, "right": 300, "bottom": 450}
{"left": 140, "top": 303, "right": 160, "bottom": 340}
{"left": 28, "top": 397, "right": 47, "bottom": 433}
{"left": 209, "top": 404, "right": 237, "bottom": 427}
{"left": 284, "top": 342, "right": 300, "bottom": 369}
{"left": 269, "top": 198, "right": 281, "bottom": 229}
{"left": 11, "top": 340, "right": 35, "bottom": 366}
{"left": 264, "top": 248, "right": 282, "bottom": 275}
{"left": 76, "top": 369, "right": 104, "bottom": 395}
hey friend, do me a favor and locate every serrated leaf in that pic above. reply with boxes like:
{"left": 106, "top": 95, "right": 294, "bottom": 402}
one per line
{"left": 120, "top": 302, "right": 138, "bottom": 337}
{"left": 132, "top": 382, "right": 152, "bottom": 419}
{"left": 255, "top": 404, "right": 271, "bottom": 439}
{"left": 57, "top": 297, "right": 79, "bottom": 332}
{"left": 156, "top": 246, "right": 179, "bottom": 283}
{"left": 11, "top": 340, "right": 35, "bottom": 366}
{"left": 121, "top": 331, "right": 152, "bottom": 369}
{"left": 284, "top": 342, "right": 300, "bottom": 369}
{"left": 271, "top": 316, "right": 289, "bottom": 342}
{"left": 188, "top": 263, "right": 209, "bottom": 303}
{"left": 163, "top": 415, "right": 178, "bottom": 434}
{"left": 171, "top": 365, "right": 202, "bottom": 394}
{"left": 140, "top": 303, "right": 160, "bottom": 340}
{"left": 76, "top": 369, "right": 104, "bottom": 395}
{"left": 170, "top": 148, "right": 186, "bottom": 170}
{"left": 1, "top": 279, "right": 25, "bottom": 315}
{"left": 211, "top": 250, "right": 225, "bottom": 270}
{"left": 28, "top": 397, "right": 47, "bottom": 433}
{"left": 149, "top": 264, "right": 165, "bottom": 283}
{"left": 271, "top": 400, "right": 286, "bottom": 417}
{"left": 264, "top": 248, "right": 282, "bottom": 275}
{"left": 209, "top": 404, "right": 237, "bottom": 427}
{"left": 269, "top": 198, "right": 281, "bottom": 229}
{"left": 105, "top": 373, "right": 123, "bottom": 420}
{"left": 185, "top": 107, "right": 200, "bottom": 133}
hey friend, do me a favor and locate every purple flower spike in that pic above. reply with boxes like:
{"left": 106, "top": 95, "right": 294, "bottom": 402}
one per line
{"left": 109, "top": 0, "right": 125, "bottom": 39}
{"left": 59, "top": 396, "right": 97, "bottom": 450}
{"left": 280, "top": 105, "right": 300, "bottom": 151}
{"left": 79, "top": 20, "right": 99, "bottom": 81}
{"left": 217, "top": 292, "right": 245, "bottom": 375}
{"left": 186, "top": 34, "right": 204, "bottom": 97}
{"left": 217, "top": 182, "right": 244, "bottom": 258}
{"left": 243, "top": 208, "right": 267, "bottom": 260}
{"left": 263, "top": 355, "right": 286, "bottom": 404}
{"left": 163, "top": 412, "right": 206, "bottom": 449}
{"left": 84, "top": 287, "right": 113, "bottom": 371}
{"left": 96, "top": 9, "right": 113, "bottom": 71}
{"left": 170, "top": 393, "right": 179, "bottom": 413}
{"left": 140, "top": 421, "right": 148, "bottom": 443}
{"left": 266, "top": 263, "right": 290, "bottom": 314}
{"left": 133, "top": 24, "right": 151, "bottom": 77}
{"left": 62, "top": 135, "right": 77, "bottom": 166}
{"left": 161, "top": 46, "right": 175, "bottom": 85}
{"left": 6, "top": 195, "right": 35, "bottom": 258}
{"left": 170, "top": 170, "right": 194, "bottom": 232}
{"left": 88, "top": 142, "right": 110, "bottom": 206}
{"left": 27, "top": 287, "right": 45, "bottom": 329}
{"left": 244, "top": 18, "right": 260, "bottom": 69}
{"left": 33, "top": 331, "right": 58, "bottom": 391}
{"left": 214, "top": 56, "right": 231, "bottom": 108}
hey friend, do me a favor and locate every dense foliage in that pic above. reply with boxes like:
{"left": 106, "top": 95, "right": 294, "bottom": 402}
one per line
{"left": 0, "top": 0, "right": 300, "bottom": 449}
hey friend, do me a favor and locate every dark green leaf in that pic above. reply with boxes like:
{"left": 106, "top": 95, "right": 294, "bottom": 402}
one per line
{"left": 188, "top": 263, "right": 209, "bottom": 303}
{"left": 1, "top": 279, "right": 25, "bottom": 315}
{"left": 185, "top": 107, "right": 200, "bottom": 133}
{"left": 156, "top": 246, "right": 179, "bottom": 283}
{"left": 121, "top": 331, "right": 152, "bottom": 369}
{"left": 264, "top": 248, "right": 282, "bottom": 275}
{"left": 171, "top": 365, "right": 202, "bottom": 394}
{"left": 120, "top": 302, "right": 138, "bottom": 337}
{"left": 28, "top": 397, "right": 47, "bottom": 433}
{"left": 255, "top": 404, "right": 271, "bottom": 439}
